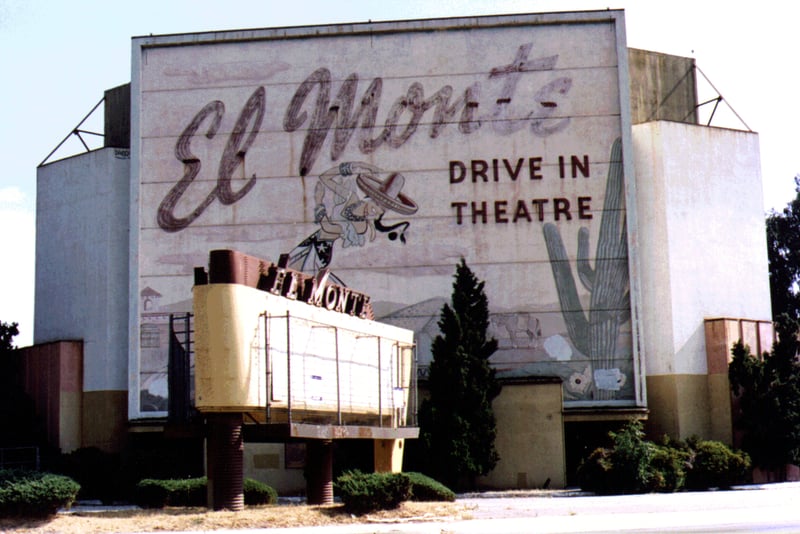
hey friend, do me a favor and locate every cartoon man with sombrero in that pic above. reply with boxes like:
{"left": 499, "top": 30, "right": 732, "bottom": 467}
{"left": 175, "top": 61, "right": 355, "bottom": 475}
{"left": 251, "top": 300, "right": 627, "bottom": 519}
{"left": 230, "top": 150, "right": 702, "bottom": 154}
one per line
{"left": 287, "top": 161, "right": 418, "bottom": 284}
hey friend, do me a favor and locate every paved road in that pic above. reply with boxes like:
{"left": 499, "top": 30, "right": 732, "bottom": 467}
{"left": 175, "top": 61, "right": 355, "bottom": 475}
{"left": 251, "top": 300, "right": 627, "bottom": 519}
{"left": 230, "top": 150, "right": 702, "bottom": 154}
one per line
{"left": 243, "top": 482, "right": 800, "bottom": 534}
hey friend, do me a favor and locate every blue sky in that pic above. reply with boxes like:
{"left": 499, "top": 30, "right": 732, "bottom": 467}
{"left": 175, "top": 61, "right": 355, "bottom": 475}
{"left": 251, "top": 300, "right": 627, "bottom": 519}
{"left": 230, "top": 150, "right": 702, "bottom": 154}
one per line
{"left": 1, "top": 0, "right": 796, "bottom": 345}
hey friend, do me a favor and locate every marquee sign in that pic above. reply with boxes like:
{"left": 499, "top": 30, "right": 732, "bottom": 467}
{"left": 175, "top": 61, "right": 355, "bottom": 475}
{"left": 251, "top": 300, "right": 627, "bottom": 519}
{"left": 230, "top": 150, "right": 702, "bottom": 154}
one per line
{"left": 193, "top": 250, "right": 414, "bottom": 424}
{"left": 210, "top": 252, "right": 375, "bottom": 320}
{"left": 130, "top": 10, "right": 642, "bottom": 418}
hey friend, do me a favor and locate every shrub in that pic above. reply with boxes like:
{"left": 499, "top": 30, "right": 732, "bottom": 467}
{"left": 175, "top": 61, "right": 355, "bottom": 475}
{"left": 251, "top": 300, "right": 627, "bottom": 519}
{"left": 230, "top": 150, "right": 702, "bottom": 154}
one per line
{"left": 134, "top": 478, "right": 174, "bottom": 508}
{"left": 163, "top": 477, "right": 206, "bottom": 507}
{"left": 576, "top": 447, "right": 615, "bottom": 495}
{"left": 134, "top": 477, "right": 277, "bottom": 508}
{"left": 685, "top": 440, "right": 751, "bottom": 490}
{"left": 577, "top": 420, "right": 653, "bottom": 495}
{"left": 244, "top": 478, "right": 278, "bottom": 505}
{"left": 335, "top": 470, "right": 412, "bottom": 514}
{"left": 578, "top": 424, "right": 753, "bottom": 494}
{"left": 0, "top": 469, "right": 80, "bottom": 518}
{"left": 607, "top": 420, "right": 652, "bottom": 494}
{"left": 405, "top": 472, "right": 456, "bottom": 502}
{"left": 647, "top": 443, "right": 689, "bottom": 493}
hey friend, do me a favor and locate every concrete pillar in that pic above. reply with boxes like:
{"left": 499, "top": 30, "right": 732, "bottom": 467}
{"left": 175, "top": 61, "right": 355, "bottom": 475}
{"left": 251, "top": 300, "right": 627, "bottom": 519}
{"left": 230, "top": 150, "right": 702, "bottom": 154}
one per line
{"left": 207, "top": 413, "right": 244, "bottom": 511}
{"left": 373, "top": 439, "right": 404, "bottom": 473}
{"left": 306, "top": 440, "right": 334, "bottom": 504}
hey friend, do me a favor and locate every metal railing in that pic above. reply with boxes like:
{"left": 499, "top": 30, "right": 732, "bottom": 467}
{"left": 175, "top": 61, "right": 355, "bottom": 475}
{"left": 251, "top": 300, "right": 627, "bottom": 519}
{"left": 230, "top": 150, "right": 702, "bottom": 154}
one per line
{"left": 166, "top": 309, "right": 418, "bottom": 428}
{"left": 168, "top": 313, "right": 196, "bottom": 423}
{"left": 261, "top": 311, "right": 418, "bottom": 429}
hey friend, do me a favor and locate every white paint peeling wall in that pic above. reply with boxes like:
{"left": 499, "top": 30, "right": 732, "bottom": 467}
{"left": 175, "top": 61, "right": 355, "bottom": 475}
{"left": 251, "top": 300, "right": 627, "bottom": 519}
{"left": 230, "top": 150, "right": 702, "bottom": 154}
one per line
{"left": 633, "top": 121, "right": 771, "bottom": 376}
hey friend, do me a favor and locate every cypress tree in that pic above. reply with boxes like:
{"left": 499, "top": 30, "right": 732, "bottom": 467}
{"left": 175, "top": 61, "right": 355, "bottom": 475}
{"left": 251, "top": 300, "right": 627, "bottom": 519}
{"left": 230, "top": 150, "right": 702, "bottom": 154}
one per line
{"left": 419, "top": 258, "right": 500, "bottom": 489}
{"left": 765, "top": 176, "right": 800, "bottom": 340}
{"left": 729, "top": 338, "right": 800, "bottom": 474}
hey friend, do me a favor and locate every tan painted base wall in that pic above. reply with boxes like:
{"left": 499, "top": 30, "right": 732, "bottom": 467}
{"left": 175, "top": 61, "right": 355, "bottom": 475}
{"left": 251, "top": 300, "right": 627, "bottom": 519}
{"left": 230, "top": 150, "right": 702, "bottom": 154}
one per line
{"left": 707, "top": 373, "right": 733, "bottom": 445}
{"left": 82, "top": 390, "right": 128, "bottom": 453}
{"left": 479, "top": 380, "right": 565, "bottom": 490}
{"left": 645, "top": 374, "right": 711, "bottom": 440}
{"left": 374, "top": 439, "right": 404, "bottom": 473}
{"left": 244, "top": 443, "right": 306, "bottom": 494}
{"left": 59, "top": 390, "right": 83, "bottom": 452}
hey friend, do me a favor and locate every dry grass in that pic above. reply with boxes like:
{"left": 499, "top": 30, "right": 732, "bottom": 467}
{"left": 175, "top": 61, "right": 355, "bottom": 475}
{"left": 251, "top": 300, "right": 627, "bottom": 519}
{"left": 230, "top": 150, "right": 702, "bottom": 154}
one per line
{"left": 0, "top": 501, "right": 473, "bottom": 533}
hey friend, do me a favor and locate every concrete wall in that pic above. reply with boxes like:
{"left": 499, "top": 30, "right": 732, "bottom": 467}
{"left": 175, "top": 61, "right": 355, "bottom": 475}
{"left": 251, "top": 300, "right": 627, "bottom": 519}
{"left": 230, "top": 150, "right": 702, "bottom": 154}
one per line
{"left": 243, "top": 443, "right": 306, "bottom": 494}
{"left": 479, "top": 379, "right": 565, "bottom": 489}
{"left": 35, "top": 147, "right": 131, "bottom": 451}
{"left": 628, "top": 49, "right": 697, "bottom": 125}
{"left": 632, "top": 121, "right": 771, "bottom": 440}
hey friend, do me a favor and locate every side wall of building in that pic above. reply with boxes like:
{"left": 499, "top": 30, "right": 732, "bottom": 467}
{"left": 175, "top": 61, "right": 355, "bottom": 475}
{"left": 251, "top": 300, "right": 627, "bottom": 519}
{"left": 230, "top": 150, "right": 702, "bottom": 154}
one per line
{"left": 35, "top": 147, "right": 131, "bottom": 451}
{"left": 632, "top": 121, "right": 771, "bottom": 441}
{"left": 478, "top": 379, "right": 565, "bottom": 489}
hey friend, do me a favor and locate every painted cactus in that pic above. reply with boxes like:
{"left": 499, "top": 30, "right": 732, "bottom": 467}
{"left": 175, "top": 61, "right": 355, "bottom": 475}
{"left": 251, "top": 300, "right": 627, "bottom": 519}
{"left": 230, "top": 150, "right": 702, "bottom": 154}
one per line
{"left": 543, "top": 137, "right": 630, "bottom": 400}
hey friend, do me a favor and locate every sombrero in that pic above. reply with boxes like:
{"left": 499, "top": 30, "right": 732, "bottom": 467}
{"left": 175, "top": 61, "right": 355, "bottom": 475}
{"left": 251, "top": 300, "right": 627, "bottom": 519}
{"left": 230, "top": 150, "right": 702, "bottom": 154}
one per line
{"left": 356, "top": 171, "right": 418, "bottom": 215}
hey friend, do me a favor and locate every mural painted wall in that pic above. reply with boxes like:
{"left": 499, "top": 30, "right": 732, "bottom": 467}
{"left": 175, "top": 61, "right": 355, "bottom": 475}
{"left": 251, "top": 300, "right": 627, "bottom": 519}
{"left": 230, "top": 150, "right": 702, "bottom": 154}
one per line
{"left": 131, "top": 11, "right": 640, "bottom": 417}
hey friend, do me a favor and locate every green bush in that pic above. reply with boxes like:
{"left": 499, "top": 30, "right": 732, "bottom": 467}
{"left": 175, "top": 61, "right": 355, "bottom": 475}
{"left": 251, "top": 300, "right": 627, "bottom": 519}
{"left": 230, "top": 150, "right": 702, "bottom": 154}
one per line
{"left": 164, "top": 477, "right": 206, "bottom": 507}
{"left": 405, "top": 472, "right": 456, "bottom": 502}
{"left": 244, "top": 478, "right": 278, "bottom": 505}
{"left": 647, "top": 443, "right": 689, "bottom": 493}
{"left": 608, "top": 421, "right": 652, "bottom": 493}
{"left": 134, "top": 478, "right": 175, "bottom": 508}
{"left": 576, "top": 447, "right": 615, "bottom": 495}
{"left": 577, "top": 421, "right": 653, "bottom": 495}
{"left": 0, "top": 469, "right": 80, "bottom": 518}
{"left": 685, "top": 440, "right": 751, "bottom": 490}
{"left": 335, "top": 470, "right": 412, "bottom": 514}
{"left": 134, "top": 477, "right": 277, "bottom": 508}
{"left": 577, "top": 423, "right": 752, "bottom": 494}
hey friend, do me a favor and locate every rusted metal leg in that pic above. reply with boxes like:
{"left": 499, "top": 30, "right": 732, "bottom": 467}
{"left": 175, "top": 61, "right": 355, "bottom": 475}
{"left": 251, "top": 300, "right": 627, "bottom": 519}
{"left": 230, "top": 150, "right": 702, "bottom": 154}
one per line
{"left": 306, "top": 439, "right": 334, "bottom": 505}
{"left": 207, "top": 413, "right": 244, "bottom": 511}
